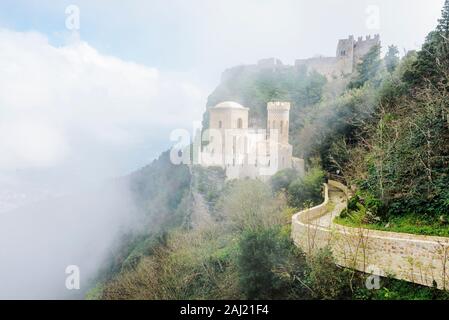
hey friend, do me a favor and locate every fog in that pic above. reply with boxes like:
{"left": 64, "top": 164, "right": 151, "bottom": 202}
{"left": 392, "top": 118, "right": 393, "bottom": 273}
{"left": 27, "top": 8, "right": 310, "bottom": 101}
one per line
{"left": 0, "top": 0, "right": 445, "bottom": 299}
{"left": 0, "top": 179, "right": 141, "bottom": 299}
{"left": 0, "top": 29, "right": 194, "bottom": 299}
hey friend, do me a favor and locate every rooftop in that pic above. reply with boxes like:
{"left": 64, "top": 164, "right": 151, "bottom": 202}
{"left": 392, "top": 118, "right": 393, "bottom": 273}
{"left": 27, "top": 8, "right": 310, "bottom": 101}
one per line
{"left": 213, "top": 101, "right": 249, "bottom": 110}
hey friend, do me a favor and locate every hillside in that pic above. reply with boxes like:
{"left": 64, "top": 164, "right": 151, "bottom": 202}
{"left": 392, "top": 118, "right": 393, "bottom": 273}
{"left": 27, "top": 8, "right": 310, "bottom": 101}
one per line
{"left": 203, "top": 62, "right": 330, "bottom": 158}
{"left": 90, "top": 1, "right": 449, "bottom": 300}
{"left": 314, "top": 6, "right": 449, "bottom": 233}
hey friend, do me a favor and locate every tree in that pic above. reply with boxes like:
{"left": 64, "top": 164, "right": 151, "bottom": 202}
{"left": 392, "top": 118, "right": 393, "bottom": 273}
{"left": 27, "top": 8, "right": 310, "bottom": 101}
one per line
{"left": 403, "top": 0, "right": 449, "bottom": 86}
{"left": 348, "top": 45, "right": 382, "bottom": 89}
{"left": 270, "top": 169, "right": 299, "bottom": 193}
{"left": 436, "top": 0, "right": 449, "bottom": 78}
{"left": 437, "top": 0, "right": 449, "bottom": 36}
{"left": 287, "top": 166, "right": 325, "bottom": 209}
{"left": 306, "top": 247, "right": 352, "bottom": 299}
{"left": 237, "top": 227, "right": 309, "bottom": 299}
{"left": 219, "top": 180, "right": 286, "bottom": 231}
{"left": 385, "top": 45, "right": 400, "bottom": 73}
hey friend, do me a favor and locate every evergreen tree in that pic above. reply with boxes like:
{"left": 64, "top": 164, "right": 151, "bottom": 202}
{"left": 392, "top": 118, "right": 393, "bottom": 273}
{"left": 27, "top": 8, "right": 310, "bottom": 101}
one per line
{"left": 403, "top": 0, "right": 449, "bottom": 86}
{"left": 348, "top": 44, "right": 382, "bottom": 89}
{"left": 437, "top": 0, "right": 449, "bottom": 36}
{"left": 436, "top": 0, "right": 449, "bottom": 78}
{"left": 237, "top": 227, "right": 308, "bottom": 299}
{"left": 385, "top": 45, "right": 400, "bottom": 73}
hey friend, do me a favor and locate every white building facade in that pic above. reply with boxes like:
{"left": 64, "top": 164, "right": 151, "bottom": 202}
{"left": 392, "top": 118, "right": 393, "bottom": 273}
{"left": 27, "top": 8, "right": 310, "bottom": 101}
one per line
{"left": 199, "top": 101, "right": 304, "bottom": 180}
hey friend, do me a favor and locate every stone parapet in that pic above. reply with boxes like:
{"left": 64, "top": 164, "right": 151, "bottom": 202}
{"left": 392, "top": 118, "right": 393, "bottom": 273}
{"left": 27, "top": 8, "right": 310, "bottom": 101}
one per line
{"left": 292, "top": 181, "right": 449, "bottom": 290}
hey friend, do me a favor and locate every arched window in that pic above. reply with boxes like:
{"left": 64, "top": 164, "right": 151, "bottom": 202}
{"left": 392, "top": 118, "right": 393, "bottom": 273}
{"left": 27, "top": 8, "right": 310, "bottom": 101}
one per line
{"left": 272, "top": 120, "right": 276, "bottom": 129}
{"left": 237, "top": 118, "right": 243, "bottom": 129}
{"left": 218, "top": 120, "right": 222, "bottom": 129}
{"left": 280, "top": 121, "right": 284, "bottom": 134}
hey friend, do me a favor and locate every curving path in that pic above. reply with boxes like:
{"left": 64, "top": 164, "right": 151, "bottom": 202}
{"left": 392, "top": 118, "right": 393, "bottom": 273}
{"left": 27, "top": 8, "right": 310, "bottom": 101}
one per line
{"left": 292, "top": 181, "right": 449, "bottom": 290}
{"left": 314, "top": 186, "right": 347, "bottom": 229}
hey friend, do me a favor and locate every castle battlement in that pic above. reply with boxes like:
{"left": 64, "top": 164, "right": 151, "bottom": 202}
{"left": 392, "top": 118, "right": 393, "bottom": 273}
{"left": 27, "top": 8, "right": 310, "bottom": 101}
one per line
{"left": 296, "top": 34, "right": 381, "bottom": 80}
{"left": 267, "top": 101, "right": 291, "bottom": 111}
{"left": 355, "top": 34, "right": 380, "bottom": 43}
{"left": 223, "top": 35, "right": 381, "bottom": 83}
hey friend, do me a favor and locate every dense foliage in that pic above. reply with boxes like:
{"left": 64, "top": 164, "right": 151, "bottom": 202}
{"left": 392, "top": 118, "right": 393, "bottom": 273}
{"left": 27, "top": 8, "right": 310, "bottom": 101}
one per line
{"left": 385, "top": 45, "right": 400, "bottom": 73}
{"left": 300, "top": 1, "right": 449, "bottom": 226}
{"left": 270, "top": 164, "right": 325, "bottom": 209}
{"left": 88, "top": 150, "right": 193, "bottom": 286}
{"left": 97, "top": 178, "right": 444, "bottom": 300}
{"left": 237, "top": 227, "right": 308, "bottom": 300}
{"left": 348, "top": 44, "right": 383, "bottom": 89}
{"left": 100, "top": 180, "right": 309, "bottom": 300}
{"left": 403, "top": 1, "right": 449, "bottom": 88}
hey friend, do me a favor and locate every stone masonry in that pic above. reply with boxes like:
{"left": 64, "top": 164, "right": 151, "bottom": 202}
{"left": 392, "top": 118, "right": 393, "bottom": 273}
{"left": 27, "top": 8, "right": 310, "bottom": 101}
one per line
{"left": 292, "top": 180, "right": 449, "bottom": 290}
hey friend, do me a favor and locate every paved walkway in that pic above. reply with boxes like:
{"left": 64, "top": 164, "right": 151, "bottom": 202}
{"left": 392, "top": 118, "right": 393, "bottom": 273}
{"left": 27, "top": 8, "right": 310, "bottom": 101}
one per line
{"left": 314, "top": 187, "right": 347, "bottom": 229}
{"left": 292, "top": 181, "right": 449, "bottom": 289}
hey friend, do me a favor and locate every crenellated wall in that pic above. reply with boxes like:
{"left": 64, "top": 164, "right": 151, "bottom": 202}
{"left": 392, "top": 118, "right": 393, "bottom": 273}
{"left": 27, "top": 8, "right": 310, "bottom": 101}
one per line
{"left": 295, "top": 34, "right": 380, "bottom": 80}
{"left": 292, "top": 181, "right": 449, "bottom": 290}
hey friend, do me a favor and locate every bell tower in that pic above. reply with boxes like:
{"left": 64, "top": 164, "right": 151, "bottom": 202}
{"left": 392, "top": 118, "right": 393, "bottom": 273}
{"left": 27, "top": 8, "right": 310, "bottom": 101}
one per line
{"left": 267, "top": 101, "right": 290, "bottom": 145}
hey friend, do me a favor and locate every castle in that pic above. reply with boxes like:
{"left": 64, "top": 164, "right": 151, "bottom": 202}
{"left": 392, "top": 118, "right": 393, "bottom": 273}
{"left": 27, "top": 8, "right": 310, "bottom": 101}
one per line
{"left": 199, "top": 101, "right": 304, "bottom": 180}
{"left": 295, "top": 34, "right": 380, "bottom": 79}
{"left": 199, "top": 35, "right": 380, "bottom": 180}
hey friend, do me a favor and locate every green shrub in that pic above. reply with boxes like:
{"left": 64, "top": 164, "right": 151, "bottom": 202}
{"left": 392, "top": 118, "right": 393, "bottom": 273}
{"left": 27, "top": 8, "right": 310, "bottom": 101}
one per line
{"left": 305, "top": 247, "right": 353, "bottom": 300}
{"left": 237, "top": 227, "right": 309, "bottom": 300}
{"left": 287, "top": 167, "right": 325, "bottom": 209}
{"left": 270, "top": 169, "right": 299, "bottom": 194}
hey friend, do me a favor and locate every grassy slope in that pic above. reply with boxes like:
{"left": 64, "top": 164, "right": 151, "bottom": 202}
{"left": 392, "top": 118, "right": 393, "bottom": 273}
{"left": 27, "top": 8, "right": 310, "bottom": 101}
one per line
{"left": 335, "top": 214, "right": 449, "bottom": 237}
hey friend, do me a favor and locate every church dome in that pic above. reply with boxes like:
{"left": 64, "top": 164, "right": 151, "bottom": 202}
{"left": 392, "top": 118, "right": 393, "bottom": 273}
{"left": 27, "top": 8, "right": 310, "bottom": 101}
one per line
{"left": 213, "top": 101, "right": 248, "bottom": 110}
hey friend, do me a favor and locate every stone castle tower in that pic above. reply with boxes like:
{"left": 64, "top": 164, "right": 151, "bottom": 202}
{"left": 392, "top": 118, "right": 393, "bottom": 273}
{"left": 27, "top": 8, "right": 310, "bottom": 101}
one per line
{"left": 208, "top": 101, "right": 249, "bottom": 168}
{"left": 336, "top": 34, "right": 381, "bottom": 71}
{"left": 267, "top": 101, "right": 290, "bottom": 145}
{"left": 295, "top": 34, "right": 381, "bottom": 79}
{"left": 200, "top": 101, "right": 300, "bottom": 180}
{"left": 267, "top": 102, "right": 293, "bottom": 170}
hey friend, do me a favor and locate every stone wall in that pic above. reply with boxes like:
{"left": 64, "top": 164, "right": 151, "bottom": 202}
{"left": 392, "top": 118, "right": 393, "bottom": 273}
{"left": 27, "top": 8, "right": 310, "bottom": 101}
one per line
{"left": 295, "top": 34, "right": 380, "bottom": 80}
{"left": 291, "top": 181, "right": 449, "bottom": 289}
{"left": 295, "top": 56, "right": 351, "bottom": 80}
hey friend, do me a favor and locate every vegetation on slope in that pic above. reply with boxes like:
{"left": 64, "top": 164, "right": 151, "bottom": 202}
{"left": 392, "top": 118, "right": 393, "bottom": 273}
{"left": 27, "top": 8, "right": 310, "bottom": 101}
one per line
{"left": 93, "top": 1, "right": 449, "bottom": 300}
{"left": 271, "top": 162, "right": 325, "bottom": 209}
{"left": 203, "top": 63, "right": 329, "bottom": 157}
{"left": 97, "top": 171, "right": 448, "bottom": 300}
{"left": 88, "top": 150, "right": 193, "bottom": 287}
{"left": 327, "top": 2, "right": 449, "bottom": 231}
{"left": 101, "top": 179, "right": 306, "bottom": 300}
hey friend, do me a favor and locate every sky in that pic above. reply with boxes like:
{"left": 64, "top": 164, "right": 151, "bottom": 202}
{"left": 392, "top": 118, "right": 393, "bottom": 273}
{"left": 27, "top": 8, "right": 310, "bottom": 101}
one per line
{"left": 0, "top": 0, "right": 445, "bottom": 200}
{"left": 0, "top": 0, "right": 446, "bottom": 299}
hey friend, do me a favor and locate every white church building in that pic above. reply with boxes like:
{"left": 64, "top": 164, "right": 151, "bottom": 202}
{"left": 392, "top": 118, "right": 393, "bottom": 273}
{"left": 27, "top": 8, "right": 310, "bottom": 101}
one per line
{"left": 198, "top": 101, "right": 304, "bottom": 180}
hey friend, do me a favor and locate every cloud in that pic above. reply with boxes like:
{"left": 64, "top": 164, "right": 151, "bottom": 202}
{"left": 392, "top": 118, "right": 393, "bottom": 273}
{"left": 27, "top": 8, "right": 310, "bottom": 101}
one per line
{"left": 0, "top": 28, "right": 208, "bottom": 299}
{"left": 0, "top": 28, "right": 206, "bottom": 173}
{"left": 0, "top": 178, "right": 142, "bottom": 299}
